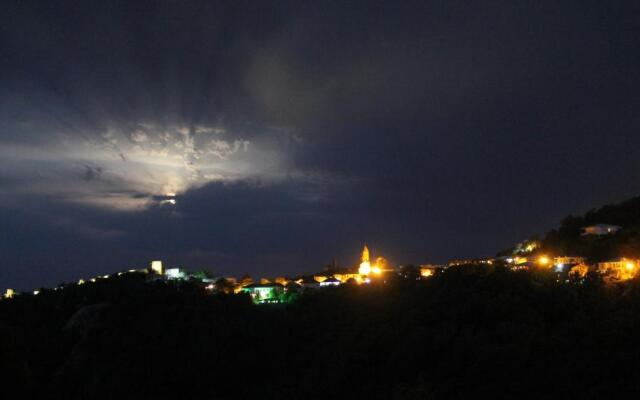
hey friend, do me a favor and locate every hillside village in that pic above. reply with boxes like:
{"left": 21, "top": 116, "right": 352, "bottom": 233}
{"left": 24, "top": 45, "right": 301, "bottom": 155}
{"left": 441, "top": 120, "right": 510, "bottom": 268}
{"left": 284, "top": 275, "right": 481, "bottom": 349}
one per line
{"left": 5, "top": 200, "right": 640, "bottom": 399}
{"left": 4, "top": 219, "right": 640, "bottom": 304}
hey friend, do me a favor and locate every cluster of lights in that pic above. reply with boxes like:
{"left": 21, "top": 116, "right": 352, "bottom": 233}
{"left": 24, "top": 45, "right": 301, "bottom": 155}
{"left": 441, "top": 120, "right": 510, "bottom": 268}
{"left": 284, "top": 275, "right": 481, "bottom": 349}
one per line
{"left": 537, "top": 256, "right": 550, "bottom": 266}
{"left": 15, "top": 246, "right": 640, "bottom": 304}
{"left": 626, "top": 261, "right": 635, "bottom": 271}
{"left": 5, "top": 246, "right": 394, "bottom": 302}
{"left": 358, "top": 260, "right": 371, "bottom": 276}
{"left": 420, "top": 269, "right": 434, "bottom": 277}
{"left": 357, "top": 245, "right": 385, "bottom": 277}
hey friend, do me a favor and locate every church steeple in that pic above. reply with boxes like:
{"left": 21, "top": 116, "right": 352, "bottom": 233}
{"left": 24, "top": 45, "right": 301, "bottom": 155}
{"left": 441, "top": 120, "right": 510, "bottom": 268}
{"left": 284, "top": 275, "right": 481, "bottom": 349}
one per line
{"left": 359, "top": 244, "right": 371, "bottom": 275}
{"left": 361, "top": 245, "right": 370, "bottom": 264}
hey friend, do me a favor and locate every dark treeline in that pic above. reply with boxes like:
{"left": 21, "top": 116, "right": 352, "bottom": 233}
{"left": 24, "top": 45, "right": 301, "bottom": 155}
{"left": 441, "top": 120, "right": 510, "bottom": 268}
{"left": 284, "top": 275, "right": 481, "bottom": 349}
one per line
{"left": 3, "top": 267, "right": 640, "bottom": 399}
{"left": 541, "top": 196, "right": 640, "bottom": 261}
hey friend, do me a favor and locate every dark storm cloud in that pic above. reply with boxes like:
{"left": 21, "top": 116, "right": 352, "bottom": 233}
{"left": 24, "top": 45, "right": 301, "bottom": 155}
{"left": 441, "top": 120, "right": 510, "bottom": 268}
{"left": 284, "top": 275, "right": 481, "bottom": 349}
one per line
{"left": 2, "top": 0, "right": 640, "bottom": 289}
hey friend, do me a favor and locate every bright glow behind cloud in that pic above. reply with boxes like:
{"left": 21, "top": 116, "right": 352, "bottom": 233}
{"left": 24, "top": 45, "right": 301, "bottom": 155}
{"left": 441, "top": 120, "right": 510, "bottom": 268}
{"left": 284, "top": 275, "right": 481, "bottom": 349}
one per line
{"left": 0, "top": 123, "right": 291, "bottom": 210}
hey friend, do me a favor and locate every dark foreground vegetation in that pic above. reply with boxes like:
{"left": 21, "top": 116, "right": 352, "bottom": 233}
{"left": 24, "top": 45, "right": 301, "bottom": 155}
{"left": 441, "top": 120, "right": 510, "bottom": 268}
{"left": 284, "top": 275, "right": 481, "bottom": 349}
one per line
{"left": 3, "top": 267, "right": 640, "bottom": 399}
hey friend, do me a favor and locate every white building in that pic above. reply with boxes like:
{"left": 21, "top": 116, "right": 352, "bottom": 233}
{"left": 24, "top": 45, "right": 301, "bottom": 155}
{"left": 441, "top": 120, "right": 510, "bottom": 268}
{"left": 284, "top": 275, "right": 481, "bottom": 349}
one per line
{"left": 581, "top": 224, "right": 621, "bottom": 235}
{"left": 165, "top": 268, "right": 187, "bottom": 280}
{"left": 319, "top": 277, "right": 341, "bottom": 287}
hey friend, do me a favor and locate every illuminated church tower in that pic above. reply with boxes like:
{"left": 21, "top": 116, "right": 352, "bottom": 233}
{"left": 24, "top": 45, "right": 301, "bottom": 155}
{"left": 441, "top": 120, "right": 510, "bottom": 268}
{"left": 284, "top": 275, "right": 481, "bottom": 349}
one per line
{"left": 151, "top": 260, "right": 164, "bottom": 275}
{"left": 359, "top": 245, "right": 371, "bottom": 275}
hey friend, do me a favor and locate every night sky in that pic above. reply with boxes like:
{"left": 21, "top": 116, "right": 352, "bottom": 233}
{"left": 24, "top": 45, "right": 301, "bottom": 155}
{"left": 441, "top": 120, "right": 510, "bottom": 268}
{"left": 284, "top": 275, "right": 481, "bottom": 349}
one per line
{"left": 2, "top": 1, "right": 640, "bottom": 290}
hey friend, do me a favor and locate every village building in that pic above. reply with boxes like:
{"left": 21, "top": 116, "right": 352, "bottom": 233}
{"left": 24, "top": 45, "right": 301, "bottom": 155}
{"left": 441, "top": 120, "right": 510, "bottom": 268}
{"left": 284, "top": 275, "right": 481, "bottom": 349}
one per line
{"left": 568, "top": 263, "right": 590, "bottom": 278}
{"left": 420, "top": 265, "right": 438, "bottom": 277}
{"left": 297, "top": 276, "right": 320, "bottom": 290}
{"left": 241, "top": 283, "right": 285, "bottom": 304}
{"left": 319, "top": 276, "right": 341, "bottom": 287}
{"left": 284, "top": 281, "right": 302, "bottom": 293}
{"left": 333, "top": 272, "right": 364, "bottom": 284}
{"left": 150, "top": 260, "right": 164, "bottom": 275}
{"left": 598, "top": 259, "right": 638, "bottom": 281}
{"left": 274, "top": 276, "right": 288, "bottom": 285}
{"left": 554, "top": 256, "right": 587, "bottom": 266}
{"left": 224, "top": 277, "right": 238, "bottom": 285}
{"left": 238, "top": 274, "right": 254, "bottom": 287}
{"left": 164, "top": 267, "right": 188, "bottom": 280}
{"left": 449, "top": 258, "right": 494, "bottom": 267}
{"left": 582, "top": 224, "right": 622, "bottom": 235}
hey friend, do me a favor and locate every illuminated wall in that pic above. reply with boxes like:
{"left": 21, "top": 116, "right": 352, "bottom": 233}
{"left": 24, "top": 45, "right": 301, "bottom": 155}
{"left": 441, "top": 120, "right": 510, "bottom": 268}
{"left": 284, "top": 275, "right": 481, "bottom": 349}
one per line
{"left": 359, "top": 245, "right": 372, "bottom": 275}
{"left": 598, "top": 259, "right": 639, "bottom": 281}
{"left": 420, "top": 267, "right": 435, "bottom": 277}
{"left": 568, "top": 263, "right": 589, "bottom": 278}
{"left": 165, "top": 268, "right": 186, "bottom": 280}
{"left": 333, "top": 273, "right": 363, "bottom": 284}
{"left": 554, "top": 256, "right": 586, "bottom": 265}
{"left": 241, "top": 285, "right": 285, "bottom": 304}
{"left": 151, "top": 260, "right": 164, "bottom": 275}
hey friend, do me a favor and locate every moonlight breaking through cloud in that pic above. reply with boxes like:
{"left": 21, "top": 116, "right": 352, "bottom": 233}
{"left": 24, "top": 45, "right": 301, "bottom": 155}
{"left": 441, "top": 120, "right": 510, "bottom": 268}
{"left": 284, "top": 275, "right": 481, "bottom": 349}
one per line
{"left": 0, "top": 119, "right": 294, "bottom": 210}
{"left": 2, "top": 0, "right": 640, "bottom": 290}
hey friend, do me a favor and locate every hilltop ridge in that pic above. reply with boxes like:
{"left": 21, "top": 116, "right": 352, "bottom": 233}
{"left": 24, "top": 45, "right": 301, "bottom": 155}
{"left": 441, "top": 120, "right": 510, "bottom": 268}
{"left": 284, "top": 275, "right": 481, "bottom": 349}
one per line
{"left": 539, "top": 196, "right": 640, "bottom": 262}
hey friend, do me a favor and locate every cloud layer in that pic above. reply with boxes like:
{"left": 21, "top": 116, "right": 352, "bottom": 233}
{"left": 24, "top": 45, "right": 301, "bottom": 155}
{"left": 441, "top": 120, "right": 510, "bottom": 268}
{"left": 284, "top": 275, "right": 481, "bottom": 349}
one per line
{"left": 2, "top": 0, "right": 640, "bottom": 289}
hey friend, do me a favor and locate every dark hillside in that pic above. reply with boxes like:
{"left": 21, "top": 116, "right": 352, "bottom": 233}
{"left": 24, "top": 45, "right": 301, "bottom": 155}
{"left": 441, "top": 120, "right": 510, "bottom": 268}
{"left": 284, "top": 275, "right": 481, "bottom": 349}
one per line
{"left": 4, "top": 268, "right": 640, "bottom": 399}
{"left": 542, "top": 196, "right": 640, "bottom": 261}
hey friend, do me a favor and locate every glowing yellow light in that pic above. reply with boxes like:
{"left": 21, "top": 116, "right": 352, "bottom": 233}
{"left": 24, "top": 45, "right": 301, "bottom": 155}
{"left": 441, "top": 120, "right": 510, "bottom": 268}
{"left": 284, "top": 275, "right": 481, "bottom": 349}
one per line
{"left": 362, "top": 245, "right": 370, "bottom": 263}
{"left": 151, "top": 260, "right": 164, "bottom": 275}
{"left": 5, "top": 289, "right": 15, "bottom": 299}
{"left": 334, "top": 274, "right": 363, "bottom": 284}
{"left": 375, "top": 256, "right": 388, "bottom": 269}
{"left": 359, "top": 261, "right": 371, "bottom": 276}
{"left": 421, "top": 269, "right": 434, "bottom": 277}
{"left": 626, "top": 261, "right": 635, "bottom": 271}
{"left": 78, "top": 279, "right": 85, "bottom": 285}
{"left": 538, "top": 256, "right": 550, "bottom": 266}
{"left": 372, "top": 266, "right": 382, "bottom": 275}
{"left": 359, "top": 244, "right": 372, "bottom": 275}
